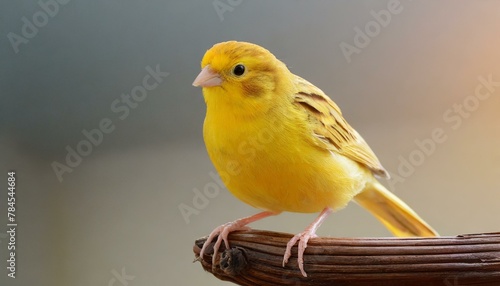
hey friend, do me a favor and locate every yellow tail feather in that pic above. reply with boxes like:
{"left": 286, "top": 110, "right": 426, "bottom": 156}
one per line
{"left": 354, "top": 180, "right": 438, "bottom": 237}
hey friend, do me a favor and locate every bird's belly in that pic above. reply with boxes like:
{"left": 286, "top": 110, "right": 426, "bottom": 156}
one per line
{"left": 206, "top": 128, "right": 369, "bottom": 213}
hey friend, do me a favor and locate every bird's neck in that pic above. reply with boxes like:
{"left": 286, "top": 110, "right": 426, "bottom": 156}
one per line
{"left": 203, "top": 89, "right": 274, "bottom": 121}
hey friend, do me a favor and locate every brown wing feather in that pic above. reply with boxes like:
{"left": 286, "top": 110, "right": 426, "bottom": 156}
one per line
{"left": 293, "top": 75, "right": 389, "bottom": 178}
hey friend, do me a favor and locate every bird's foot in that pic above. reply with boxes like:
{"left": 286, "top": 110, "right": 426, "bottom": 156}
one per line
{"left": 282, "top": 230, "right": 318, "bottom": 277}
{"left": 282, "top": 207, "right": 333, "bottom": 277}
{"left": 198, "top": 211, "right": 277, "bottom": 270}
{"left": 199, "top": 221, "right": 251, "bottom": 268}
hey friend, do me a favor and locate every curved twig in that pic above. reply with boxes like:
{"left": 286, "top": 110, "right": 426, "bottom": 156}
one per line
{"left": 193, "top": 230, "right": 500, "bottom": 286}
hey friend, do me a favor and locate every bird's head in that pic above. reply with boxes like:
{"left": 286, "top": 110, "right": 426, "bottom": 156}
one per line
{"left": 193, "top": 41, "right": 293, "bottom": 114}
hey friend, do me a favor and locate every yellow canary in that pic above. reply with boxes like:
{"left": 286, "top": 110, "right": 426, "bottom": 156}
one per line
{"left": 193, "top": 41, "right": 438, "bottom": 277}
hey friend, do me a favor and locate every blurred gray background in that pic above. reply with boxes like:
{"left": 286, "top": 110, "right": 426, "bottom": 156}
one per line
{"left": 1, "top": 1, "right": 500, "bottom": 285}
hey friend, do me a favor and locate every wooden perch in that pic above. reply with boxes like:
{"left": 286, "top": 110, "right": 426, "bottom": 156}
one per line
{"left": 193, "top": 230, "right": 500, "bottom": 286}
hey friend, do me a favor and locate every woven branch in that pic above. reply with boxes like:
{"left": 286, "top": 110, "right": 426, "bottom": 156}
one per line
{"left": 193, "top": 230, "right": 500, "bottom": 286}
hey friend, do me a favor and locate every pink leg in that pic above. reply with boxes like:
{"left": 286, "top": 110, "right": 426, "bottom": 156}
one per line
{"left": 199, "top": 211, "right": 277, "bottom": 267}
{"left": 282, "top": 207, "right": 333, "bottom": 277}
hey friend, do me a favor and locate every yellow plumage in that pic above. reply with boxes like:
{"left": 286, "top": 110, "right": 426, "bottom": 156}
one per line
{"left": 193, "top": 41, "right": 438, "bottom": 277}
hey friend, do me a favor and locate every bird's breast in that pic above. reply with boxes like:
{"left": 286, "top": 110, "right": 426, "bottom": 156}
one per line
{"left": 203, "top": 107, "right": 367, "bottom": 213}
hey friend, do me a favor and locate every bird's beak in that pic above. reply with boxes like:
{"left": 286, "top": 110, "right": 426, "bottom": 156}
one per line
{"left": 192, "top": 65, "right": 222, "bottom": 87}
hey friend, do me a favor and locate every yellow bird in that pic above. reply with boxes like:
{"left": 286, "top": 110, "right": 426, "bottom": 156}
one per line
{"left": 193, "top": 41, "right": 438, "bottom": 277}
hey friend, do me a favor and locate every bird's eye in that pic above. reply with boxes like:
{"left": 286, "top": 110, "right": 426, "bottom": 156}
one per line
{"left": 233, "top": 64, "right": 245, "bottom": 76}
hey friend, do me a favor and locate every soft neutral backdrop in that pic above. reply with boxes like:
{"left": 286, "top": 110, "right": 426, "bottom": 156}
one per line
{"left": 1, "top": 1, "right": 500, "bottom": 285}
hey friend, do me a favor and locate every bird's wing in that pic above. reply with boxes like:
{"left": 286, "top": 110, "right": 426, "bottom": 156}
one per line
{"left": 292, "top": 75, "right": 389, "bottom": 178}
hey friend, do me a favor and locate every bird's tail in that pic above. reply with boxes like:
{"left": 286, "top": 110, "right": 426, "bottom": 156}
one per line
{"left": 354, "top": 180, "right": 438, "bottom": 237}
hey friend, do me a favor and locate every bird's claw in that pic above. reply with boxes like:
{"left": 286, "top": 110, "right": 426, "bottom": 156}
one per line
{"left": 282, "top": 231, "right": 318, "bottom": 277}
{"left": 199, "top": 222, "right": 251, "bottom": 269}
